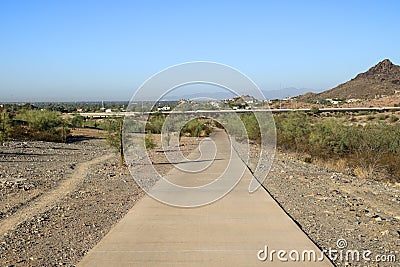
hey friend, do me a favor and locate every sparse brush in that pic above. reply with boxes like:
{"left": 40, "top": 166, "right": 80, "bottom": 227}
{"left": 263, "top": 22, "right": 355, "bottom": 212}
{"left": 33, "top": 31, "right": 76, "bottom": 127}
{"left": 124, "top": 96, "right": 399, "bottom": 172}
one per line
{"left": 377, "top": 114, "right": 388, "bottom": 120}
{"left": 349, "top": 117, "right": 357, "bottom": 122}
{"left": 353, "top": 166, "right": 373, "bottom": 179}
{"left": 389, "top": 116, "right": 399, "bottom": 123}
{"left": 274, "top": 112, "right": 400, "bottom": 183}
{"left": 366, "top": 115, "right": 375, "bottom": 120}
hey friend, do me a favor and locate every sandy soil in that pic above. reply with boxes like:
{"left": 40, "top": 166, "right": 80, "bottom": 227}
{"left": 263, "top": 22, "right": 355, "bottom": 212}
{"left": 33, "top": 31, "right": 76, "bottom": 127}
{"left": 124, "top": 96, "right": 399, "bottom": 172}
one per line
{"left": 0, "top": 133, "right": 201, "bottom": 266}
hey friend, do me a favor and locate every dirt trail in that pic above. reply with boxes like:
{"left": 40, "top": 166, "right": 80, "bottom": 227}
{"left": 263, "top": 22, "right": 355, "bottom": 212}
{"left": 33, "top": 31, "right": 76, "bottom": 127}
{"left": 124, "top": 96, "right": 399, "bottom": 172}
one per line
{"left": 0, "top": 153, "right": 114, "bottom": 236}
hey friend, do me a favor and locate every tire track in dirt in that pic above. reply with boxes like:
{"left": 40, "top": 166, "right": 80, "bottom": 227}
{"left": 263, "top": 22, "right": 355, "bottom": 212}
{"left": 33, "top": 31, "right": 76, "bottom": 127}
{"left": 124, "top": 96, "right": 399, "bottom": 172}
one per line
{"left": 0, "top": 153, "right": 114, "bottom": 236}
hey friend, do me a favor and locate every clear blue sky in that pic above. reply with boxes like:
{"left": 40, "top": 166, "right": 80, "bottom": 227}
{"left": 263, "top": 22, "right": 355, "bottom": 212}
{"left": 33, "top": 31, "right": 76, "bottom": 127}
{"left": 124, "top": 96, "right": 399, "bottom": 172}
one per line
{"left": 1, "top": 0, "right": 399, "bottom": 101}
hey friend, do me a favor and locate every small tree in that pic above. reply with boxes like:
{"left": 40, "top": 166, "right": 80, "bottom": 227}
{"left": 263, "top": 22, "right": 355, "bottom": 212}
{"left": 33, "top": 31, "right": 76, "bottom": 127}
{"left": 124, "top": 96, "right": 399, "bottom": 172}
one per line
{"left": 0, "top": 109, "right": 11, "bottom": 145}
{"left": 106, "top": 118, "right": 125, "bottom": 167}
{"left": 145, "top": 133, "right": 156, "bottom": 149}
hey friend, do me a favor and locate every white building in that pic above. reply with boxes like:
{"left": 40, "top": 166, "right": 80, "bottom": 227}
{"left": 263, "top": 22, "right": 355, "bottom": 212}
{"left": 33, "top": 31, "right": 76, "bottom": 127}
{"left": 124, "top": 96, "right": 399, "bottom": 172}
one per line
{"left": 157, "top": 106, "right": 171, "bottom": 111}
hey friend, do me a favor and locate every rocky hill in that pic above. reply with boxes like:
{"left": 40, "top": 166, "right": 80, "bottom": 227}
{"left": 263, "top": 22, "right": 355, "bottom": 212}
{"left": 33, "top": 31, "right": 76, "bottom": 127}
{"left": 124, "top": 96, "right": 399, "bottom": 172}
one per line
{"left": 299, "top": 59, "right": 400, "bottom": 101}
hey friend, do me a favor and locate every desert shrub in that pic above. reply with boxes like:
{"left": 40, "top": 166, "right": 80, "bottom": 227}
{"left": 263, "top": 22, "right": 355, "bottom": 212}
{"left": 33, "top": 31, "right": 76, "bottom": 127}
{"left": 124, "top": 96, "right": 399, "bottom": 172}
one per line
{"left": 180, "top": 119, "right": 211, "bottom": 137}
{"left": 275, "top": 112, "right": 311, "bottom": 152}
{"left": 105, "top": 118, "right": 121, "bottom": 152}
{"left": 15, "top": 110, "right": 64, "bottom": 131}
{"left": 103, "top": 118, "right": 126, "bottom": 166}
{"left": 145, "top": 133, "right": 156, "bottom": 149}
{"left": 83, "top": 117, "right": 99, "bottom": 128}
{"left": 310, "top": 107, "right": 320, "bottom": 114}
{"left": 389, "top": 116, "right": 399, "bottom": 123}
{"left": 274, "top": 113, "right": 400, "bottom": 182}
{"left": 308, "top": 119, "right": 342, "bottom": 158}
{"left": 239, "top": 113, "right": 261, "bottom": 142}
{"left": 358, "top": 111, "right": 370, "bottom": 116}
{"left": 366, "top": 115, "right": 375, "bottom": 121}
{"left": 349, "top": 117, "right": 357, "bottom": 122}
{"left": 13, "top": 110, "right": 69, "bottom": 142}
{"left": 377, "top": 114, "right": 388, "bottom": 120}
{"left": 145, "top": 114, "right": 213, "bottom": 138}
{"left": 0, "top": 109, "right": 12, "bottom": 145}
{"left": 339, "top": 124, "right": 400, "bottom": 180}
{"left": 145, "top": 114, "right": 166, "bottom": 134}
{"left": 71, "top": 114, "right": 84, "bottom": 128}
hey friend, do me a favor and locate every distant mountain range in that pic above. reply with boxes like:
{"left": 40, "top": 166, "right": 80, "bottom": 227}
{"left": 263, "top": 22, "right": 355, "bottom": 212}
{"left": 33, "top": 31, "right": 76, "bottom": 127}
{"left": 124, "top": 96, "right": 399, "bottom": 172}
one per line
{"left": 161, "top": 87, "right": 316, "bottom": 101}
{"left": 299, "top": 59, "right": 400, "bottom": 101}
{"left": 161, "top": 91, "right": 236, "bottom": 101}
{"left": 262, "top": 87, "right": 317, "bottom": 100}
{"left": 157, "top": 58, "right": 400, "bottom": 102}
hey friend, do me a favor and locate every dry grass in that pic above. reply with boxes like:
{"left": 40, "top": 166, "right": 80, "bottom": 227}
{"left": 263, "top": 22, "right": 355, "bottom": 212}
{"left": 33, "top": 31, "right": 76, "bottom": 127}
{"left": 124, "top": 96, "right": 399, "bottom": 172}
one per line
{"left": 353, "top": 166, "right": 373, "bottom": 179}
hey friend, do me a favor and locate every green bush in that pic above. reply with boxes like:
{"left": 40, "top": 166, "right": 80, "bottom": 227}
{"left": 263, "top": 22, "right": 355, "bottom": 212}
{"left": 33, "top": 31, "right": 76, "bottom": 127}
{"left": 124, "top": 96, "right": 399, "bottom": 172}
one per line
{"left": 104, "top": 119, "right": 122, "bottom": 152}
{"left": 377, "top": 114, "right": 388, "bottom": 120}
{"left": 274, "top": 112, "right": 400, "bottom": 182}
{"left": 389, "top": 116, "right": 399, "bottom": 123}
{"left": 180, "top": 119, "right": 211, "bottom": 137}
{"left": 310, "top": 107, "right": 320, "bottom": 114}
{"left": 145, "top": 114, "right": 166, "bottom": 134}
{"left": 13, "top": 110, "right": 69, "bottom": 142}
{"left": 239, "top": 113, "right": 261, "bottom": 142}
{"left": 358, "top": 111, "right": 370, "bottom": 116}
{"left": 15, "top": 110, "right": 64, "bottom": 131}
{"left": 275, "top": 112, "right": 311, "bottom": 152}
{"left": 145, "top": 114, "right": 212, "bottom": 137}
{"left": 308, "top": 119, "right": 342, "bottom": 158}
{"left": 103, "top": 118, "right": 125, "bottom": 167}
{"left": 366, "top": 115, "right": 375, "bottom": 121}
{"left": 0, "top": 109, "right": 11, "bottom": 145}
{"left": 145, "top": 133, "right": 156, "bottom": 149}
{"left": 71, "top": 114, "right": 84, "bottom": 128}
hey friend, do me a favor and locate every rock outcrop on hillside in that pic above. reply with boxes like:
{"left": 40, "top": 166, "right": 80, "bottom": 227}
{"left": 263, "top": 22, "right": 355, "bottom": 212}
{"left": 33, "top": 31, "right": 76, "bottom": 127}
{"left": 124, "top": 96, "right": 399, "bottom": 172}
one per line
{"left": 299, "top": 59, "right": 400, "bottom": 101}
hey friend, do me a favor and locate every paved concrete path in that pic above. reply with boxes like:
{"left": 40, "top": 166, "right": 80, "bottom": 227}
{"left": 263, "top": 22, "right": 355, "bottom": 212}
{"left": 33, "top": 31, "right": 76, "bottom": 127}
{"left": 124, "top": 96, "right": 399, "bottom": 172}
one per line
{"left": 78, "top": 130, "right": 333, "bottom": 266}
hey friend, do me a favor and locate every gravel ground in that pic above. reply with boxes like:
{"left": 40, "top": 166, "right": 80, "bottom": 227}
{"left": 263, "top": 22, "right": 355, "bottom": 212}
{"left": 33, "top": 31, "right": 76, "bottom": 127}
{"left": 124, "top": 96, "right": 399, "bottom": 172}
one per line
{"left": 0, "top": 139, "right": 107, "bottom": 221}
{"left": 1, "top": 133, "right": 399, "bottom": 266}
{"left": 262, "top": 150, "right": 400, "bottom": 267}
{"left": 231, "top": 139, "right": 399, "bottom": 266}
{"left": 0, "top": 135, "right": 201, "bottom": 266}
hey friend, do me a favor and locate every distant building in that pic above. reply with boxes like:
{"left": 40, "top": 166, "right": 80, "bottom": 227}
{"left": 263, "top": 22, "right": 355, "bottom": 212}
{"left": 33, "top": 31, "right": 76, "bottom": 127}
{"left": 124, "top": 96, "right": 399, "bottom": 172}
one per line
{"left": 157, "top": 106, "right": 171, "bottom": 111}
{"left": 105, "top": 109, "right": 112, "bottom": 113}
{"left": 282, "top": 96, "right": 294, "bottom": 101}
{"left": 346, "top": 99, "right": 360, "bottom": 103}
{"left": 326, "top": 98, "right": 341, "bottom": 105}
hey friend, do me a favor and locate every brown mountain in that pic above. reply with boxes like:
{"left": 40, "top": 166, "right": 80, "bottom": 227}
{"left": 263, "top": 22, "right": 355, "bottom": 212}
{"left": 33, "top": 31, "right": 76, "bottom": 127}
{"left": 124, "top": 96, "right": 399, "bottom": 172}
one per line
{"left": 299, "top": 59, "right": 400, "bottom": 101}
